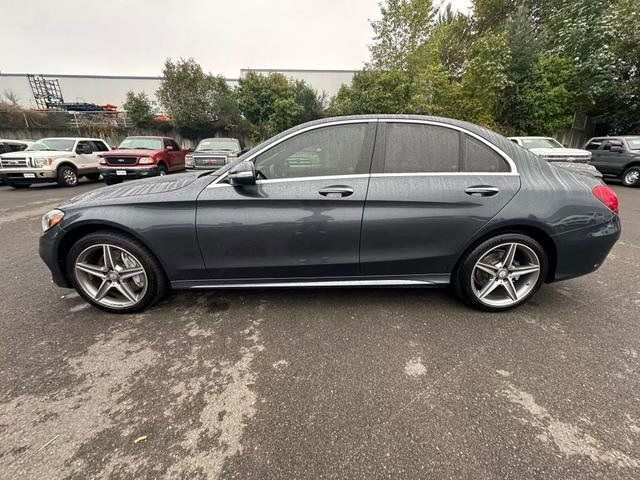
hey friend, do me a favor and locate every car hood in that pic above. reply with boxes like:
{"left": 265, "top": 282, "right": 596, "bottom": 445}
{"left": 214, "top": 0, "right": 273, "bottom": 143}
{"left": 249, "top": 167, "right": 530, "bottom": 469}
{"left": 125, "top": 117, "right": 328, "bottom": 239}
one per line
{"left": 101, "top": 149, "right": 159, "bottom": 156}
{"left": 2, "top": 150, "right": 71, "bottom": 158}
{"left": 190, "top": 150, "right": 239, "bottom": 156}
{"left": 59, "top": 171, "right": 205, "bottom": 208}
{"left": 529, "top": 147, "right": 591, "bottom": 158}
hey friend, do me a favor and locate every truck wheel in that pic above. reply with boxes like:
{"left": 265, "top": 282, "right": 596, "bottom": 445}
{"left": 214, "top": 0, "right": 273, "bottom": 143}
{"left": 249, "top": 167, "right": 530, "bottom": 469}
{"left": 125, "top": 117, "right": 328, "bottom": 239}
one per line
{"left": 621, "top": 166, "right": 640, "bottom": 187}
{"left": 57, "top": 165, "right": 78, "bottom": 187}
{"left": 85, "top": 173, "right": 101, "bottom": 182}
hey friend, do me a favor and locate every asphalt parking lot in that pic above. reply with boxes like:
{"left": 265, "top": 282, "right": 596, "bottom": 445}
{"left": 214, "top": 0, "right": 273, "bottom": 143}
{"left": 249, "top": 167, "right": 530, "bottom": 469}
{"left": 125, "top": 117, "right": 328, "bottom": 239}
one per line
{"left": 1, "top": 179, "right": 639, "bottom": 479}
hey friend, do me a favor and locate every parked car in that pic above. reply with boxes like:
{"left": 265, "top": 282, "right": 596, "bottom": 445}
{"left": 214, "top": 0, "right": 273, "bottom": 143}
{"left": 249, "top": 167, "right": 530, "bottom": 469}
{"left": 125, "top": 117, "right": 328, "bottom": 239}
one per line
{"left": 40, "top": 115, "right": 620, "bottom": 314}
{"left": 509, "top": 136, "right": 600, "bottom": 178}
{"left": 98, "top": 136, "right": 188, "bottom": 185}
{"left": 185, "top": 137, "right": 244, "bottom": 170}
{"left": 584, "top": 136, "right": 640, "bottom": 187}
{"left": 0, "top": 140, "right": 33, "bottom": 185}
{"left": 0, "top": 137, "right": 109, "bottom": 188}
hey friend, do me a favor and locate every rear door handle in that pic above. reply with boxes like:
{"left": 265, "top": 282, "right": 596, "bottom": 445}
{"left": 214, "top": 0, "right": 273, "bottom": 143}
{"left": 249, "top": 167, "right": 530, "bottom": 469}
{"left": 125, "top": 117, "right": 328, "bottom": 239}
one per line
{"left": 318, "top": 185, "right": 354, "bottom": 198}
{"left": 465, "top": 186, "right": 500, "bottom": 197}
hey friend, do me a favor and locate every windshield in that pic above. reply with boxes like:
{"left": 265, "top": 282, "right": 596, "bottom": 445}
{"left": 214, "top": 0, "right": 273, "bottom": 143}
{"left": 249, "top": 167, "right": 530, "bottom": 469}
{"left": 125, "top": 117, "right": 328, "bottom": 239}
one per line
{"left": 118, "top": 138, "right": 162, "bottom": 150}
{"left": 627, "top": 138, "right": 640, "bottom": 150}
{"left": 28, "top": 138, "right": 75, "bottom": 152}
{"left": 196, "top": 138, "right": 240, "bottom": 152}
{"left": 520, "top": 138, "right": 564, "bottom": 149}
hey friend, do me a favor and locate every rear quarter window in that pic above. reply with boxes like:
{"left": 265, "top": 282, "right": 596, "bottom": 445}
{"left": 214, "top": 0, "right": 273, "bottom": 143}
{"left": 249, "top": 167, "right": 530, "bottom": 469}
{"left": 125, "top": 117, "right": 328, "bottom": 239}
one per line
{"left": 463, "top": 135, "right": 509, "bottom": 173}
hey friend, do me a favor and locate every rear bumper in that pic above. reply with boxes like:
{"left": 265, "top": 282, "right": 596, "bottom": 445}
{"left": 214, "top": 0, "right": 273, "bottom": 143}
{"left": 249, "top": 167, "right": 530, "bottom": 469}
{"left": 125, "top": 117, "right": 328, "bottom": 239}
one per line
{"left": 99, "top": 166, "right": 159, "bottom": 179}
{"left": 551, "top": 215, "right": 621, "bottom": 282}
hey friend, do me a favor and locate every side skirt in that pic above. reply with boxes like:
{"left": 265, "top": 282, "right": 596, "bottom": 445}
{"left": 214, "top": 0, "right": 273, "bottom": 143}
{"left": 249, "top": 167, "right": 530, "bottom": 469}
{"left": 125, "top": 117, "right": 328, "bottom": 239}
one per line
{"left": 171, "top": 274, "right": 451, "bottom": 290}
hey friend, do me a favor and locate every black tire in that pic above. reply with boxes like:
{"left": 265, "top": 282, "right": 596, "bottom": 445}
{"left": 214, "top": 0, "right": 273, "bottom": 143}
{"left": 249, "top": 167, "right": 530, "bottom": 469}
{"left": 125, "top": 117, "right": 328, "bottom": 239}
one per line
{"left": 57, "top": 165, "right": 79, "bottom": 187}
{"left": 621, "top": 166, "right": 640, "bottom": 187}
{"left": 7, "top": 183, "right": 31, "bottom": 189}
{"left": 158, "top": 164, "right": 167, "bottom": 176}
{"left": 85, "top": 173, "right": 101, "bottom": 182}
{"left": 105, "top": 177, "right": 122, "bottom": 186}
{"left": 453, "top": 233, "right": 548, "bottom": 312}
{"left": 66, "top": 231, "right": 168, "bottom": 314}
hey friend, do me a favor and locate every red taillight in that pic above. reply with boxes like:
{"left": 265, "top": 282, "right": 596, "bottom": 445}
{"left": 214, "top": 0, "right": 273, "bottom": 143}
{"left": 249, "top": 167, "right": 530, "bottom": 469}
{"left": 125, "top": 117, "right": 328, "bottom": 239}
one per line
{"left": 592, "top": 185, "right": 619, "bottom": 214}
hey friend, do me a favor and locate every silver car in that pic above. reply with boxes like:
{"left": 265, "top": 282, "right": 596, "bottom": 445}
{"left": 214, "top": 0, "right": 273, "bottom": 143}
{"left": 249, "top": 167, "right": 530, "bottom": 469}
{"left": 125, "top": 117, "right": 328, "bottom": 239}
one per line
{"left": 185, "top": 137, "right": 243, "bottom": 170}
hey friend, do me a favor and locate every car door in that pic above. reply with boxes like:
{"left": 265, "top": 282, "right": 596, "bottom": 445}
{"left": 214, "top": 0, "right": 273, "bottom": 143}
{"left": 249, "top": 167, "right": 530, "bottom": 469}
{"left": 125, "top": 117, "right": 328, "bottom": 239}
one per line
{"left": 163, "top": 139, "right": 182, "bottom": 171}
{"left": 196, "top": 121, "right": 376, "bottom": 280}
{"left": 597, "top": 139, "right": 629, "bottom": 175}
{"left": 74, "top": 140, "right": 96, "bottom": 172}
{"left": 360, "top": 120, "right": 521, "bottom": 279}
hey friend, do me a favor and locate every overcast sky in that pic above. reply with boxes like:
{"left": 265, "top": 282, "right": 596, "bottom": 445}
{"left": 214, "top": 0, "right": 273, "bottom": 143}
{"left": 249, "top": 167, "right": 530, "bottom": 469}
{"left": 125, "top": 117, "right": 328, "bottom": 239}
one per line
{"left": 1, "top": 0, "right": 472, "bottom": 78}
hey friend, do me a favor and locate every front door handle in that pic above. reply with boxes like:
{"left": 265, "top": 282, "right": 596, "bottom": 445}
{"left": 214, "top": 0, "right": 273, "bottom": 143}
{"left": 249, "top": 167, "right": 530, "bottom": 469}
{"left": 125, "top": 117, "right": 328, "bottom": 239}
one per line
{"left": 318, "top": 185, "right": 354, "bottom": 198}
{"left": 465, "top": 186, "right": 500, "bottom": 197}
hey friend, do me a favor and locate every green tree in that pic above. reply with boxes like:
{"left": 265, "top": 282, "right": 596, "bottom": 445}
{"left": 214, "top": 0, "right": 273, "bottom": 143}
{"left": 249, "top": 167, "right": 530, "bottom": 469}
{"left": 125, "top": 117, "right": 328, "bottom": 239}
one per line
{"left": 329, "top": 70, "right": 412, "bottom": 115}
{"left": 369, "top": 0, "right": 436, "bottom": 70}
{"left": 237, "top": 72, "right": 323, "bottom": 140}
{"left": 122, "top": 91, "right": 154, "bottom": 128}
{"left": 519, "top": 55, "right": 579, "bottom": 135}
{"left": 157, "top": 58, "right": 241, "bottom": 140}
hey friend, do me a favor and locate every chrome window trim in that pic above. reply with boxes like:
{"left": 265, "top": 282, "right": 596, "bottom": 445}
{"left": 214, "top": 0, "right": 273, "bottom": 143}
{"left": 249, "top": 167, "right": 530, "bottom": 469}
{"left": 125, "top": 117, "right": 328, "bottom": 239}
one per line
{"left": 208, "top": 117, "right": 518, "bottom": 188}
{"left": 378, "top": 118, "right": 518, "bottom": 174}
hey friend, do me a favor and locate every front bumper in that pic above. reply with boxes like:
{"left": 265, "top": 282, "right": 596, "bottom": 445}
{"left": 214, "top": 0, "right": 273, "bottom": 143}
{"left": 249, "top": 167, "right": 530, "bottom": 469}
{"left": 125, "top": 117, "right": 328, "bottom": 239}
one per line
{"left": 99, "top": 165, "right": 159, "bottom": 179}
{"left": 0, "top": 167, "right": 57, "bottom": 183}
{"left": 552, "top": 215, "right": 621, "bottom": 282}
{"left": 39, "top": 225, "right": 71, "bottom": 288}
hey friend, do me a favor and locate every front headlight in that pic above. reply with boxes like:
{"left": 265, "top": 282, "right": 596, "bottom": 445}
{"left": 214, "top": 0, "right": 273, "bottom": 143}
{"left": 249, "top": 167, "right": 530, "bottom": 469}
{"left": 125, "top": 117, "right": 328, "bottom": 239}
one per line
{"left": 42, "top": 209, "right": 64, "bottom": 232}
{"left": 138, "top": 157, "right": 154, "bottom": 165}
{"left": 31, "top": 157, "right": 53, "bottom": 168}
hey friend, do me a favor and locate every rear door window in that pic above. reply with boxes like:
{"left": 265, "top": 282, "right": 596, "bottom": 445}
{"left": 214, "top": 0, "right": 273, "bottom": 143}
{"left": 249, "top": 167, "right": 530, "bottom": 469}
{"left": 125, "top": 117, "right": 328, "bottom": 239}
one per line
{"left": 383, "top": 123, "right": 460, "bottom": 173}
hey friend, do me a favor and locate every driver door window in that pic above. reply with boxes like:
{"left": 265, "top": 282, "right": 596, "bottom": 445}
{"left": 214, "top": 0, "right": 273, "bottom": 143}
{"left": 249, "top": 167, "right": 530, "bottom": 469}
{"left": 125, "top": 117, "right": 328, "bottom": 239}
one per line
{"left": 253, "top": 123, "right": 370, "bottom": 180}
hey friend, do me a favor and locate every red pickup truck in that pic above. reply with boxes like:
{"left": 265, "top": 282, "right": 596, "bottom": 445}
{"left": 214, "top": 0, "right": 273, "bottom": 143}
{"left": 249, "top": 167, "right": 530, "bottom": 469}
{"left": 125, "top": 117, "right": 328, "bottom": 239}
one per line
{"left": 98, "top": 136, "right": 189, "bottom": 185}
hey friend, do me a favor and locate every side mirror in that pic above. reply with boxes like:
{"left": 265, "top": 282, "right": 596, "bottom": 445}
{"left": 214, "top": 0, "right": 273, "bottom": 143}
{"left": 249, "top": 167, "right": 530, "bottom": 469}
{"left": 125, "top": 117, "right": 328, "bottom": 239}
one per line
{"left": 165, "top": 145, "right": 174, "bottom": 151}
{"left": 228, "top": 160, "right": 256, "bottom": 186}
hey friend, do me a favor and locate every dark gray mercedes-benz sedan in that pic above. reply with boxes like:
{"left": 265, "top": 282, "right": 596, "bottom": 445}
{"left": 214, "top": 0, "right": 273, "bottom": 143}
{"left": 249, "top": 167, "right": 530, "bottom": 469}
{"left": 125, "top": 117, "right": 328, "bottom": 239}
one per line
{"left": 39, "top": 115, "right": 621, "bottom": 314}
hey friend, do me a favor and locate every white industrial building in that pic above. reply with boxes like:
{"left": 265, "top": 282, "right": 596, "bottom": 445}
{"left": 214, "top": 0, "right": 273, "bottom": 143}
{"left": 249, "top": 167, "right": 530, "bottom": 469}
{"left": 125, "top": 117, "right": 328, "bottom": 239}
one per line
{"left": 0, "top": 69, "right": 356, "bottom": 110}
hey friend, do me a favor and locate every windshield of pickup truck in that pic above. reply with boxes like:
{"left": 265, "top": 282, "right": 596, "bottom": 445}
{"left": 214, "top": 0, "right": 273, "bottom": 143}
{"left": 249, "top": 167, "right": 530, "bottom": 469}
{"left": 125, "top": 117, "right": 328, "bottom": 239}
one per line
{"left": 118, "top": 138, "right": 163, "bottom": 150}
{"left": 520, "top": 138, "right": 564, "bottom": 149}
{"left": 196, "top": 138, "right": 239, "bottom": 152}
{"left": 28, "top": 138, "right": 75, "bottom": 152}
{"left": 627, "top": 138, "right": 640, "bottom": 150}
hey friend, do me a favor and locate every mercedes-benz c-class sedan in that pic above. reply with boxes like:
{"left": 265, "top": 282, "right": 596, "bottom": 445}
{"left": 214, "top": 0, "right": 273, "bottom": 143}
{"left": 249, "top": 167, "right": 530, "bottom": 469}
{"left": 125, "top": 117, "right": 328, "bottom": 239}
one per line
{"left": 39, "top": 115, "right": 621, "bottom": 314}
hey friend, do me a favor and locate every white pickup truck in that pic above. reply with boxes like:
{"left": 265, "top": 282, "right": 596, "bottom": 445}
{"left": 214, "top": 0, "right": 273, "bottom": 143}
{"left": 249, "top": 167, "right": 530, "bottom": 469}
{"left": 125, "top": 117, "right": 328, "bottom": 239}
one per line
{"left": 0, "top": 137, "right": 110, "bottom": 188}
{"left": 509, "top": 136, "right": 601, "bottom": 178}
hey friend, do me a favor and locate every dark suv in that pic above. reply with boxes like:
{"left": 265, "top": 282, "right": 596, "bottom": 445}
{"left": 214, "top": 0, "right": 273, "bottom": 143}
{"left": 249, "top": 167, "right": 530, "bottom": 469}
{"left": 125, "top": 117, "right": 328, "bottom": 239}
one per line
{"left": 584, "top": 136, "right": 640, "bottom": 187}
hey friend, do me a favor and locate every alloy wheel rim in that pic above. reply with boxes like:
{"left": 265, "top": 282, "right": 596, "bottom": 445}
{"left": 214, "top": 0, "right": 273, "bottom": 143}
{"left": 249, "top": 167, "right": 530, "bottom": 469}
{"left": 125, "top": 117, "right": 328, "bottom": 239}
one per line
{"left": 471, "top": 242, "right": 540, "bottom": 307}
{"left": 74, "top": 244, "right": 147, "bottom": 308}
{"left": 625, "top": 170, "right": 639, "bottom": 184}
{"left": 64, "top": 169, "right": 77, "bottom": 185}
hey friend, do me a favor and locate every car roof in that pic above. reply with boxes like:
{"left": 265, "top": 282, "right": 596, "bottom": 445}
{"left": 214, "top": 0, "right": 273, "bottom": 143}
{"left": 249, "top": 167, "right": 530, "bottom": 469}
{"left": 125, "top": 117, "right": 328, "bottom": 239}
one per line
{"left": 124, "top": 136, "right": 168, "bottom": 140}
{"left": 0, "top": 139, "right": 33, "bottom": 143}
{"left": 35, "top": 137, "right": 105, "bottom": 141}
{"left": 199, "top": 137, "right": 238, "bottom": 141}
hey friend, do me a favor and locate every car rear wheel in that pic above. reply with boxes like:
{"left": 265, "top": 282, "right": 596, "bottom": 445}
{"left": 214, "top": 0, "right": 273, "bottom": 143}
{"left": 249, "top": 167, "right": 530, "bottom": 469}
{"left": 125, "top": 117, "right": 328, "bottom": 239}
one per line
{"left": 57, "top": 165, "right": 78, "bottom": 187}
{"left": 454, "top": 234, "right": 548, "bottom": 311}
{"left": 67, "top": 231, "right": 168, "bottom": 313}
{"left": 621, "top": 166, "right": 640, "bottom": 187}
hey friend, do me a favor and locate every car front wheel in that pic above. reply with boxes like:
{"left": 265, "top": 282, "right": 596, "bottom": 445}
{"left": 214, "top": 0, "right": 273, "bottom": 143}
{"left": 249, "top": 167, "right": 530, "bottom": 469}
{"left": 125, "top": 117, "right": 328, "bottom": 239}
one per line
{"left": 454, "top": 234, "right": 548, "bottom": 311}
{"left": 67, "top": 231, "right": 168, "bottom": 313}
{"left": 621, "top": 166, "right": 640, "bottom": 187}
{"left": 57, "top": 165, "right": 78, "bottom": 187}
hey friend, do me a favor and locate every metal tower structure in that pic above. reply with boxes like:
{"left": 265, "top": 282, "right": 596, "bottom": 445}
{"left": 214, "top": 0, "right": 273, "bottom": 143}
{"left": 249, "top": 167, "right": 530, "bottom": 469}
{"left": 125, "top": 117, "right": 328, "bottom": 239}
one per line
{"left": 27, "top": 74, "right": 65, "bottom": 109}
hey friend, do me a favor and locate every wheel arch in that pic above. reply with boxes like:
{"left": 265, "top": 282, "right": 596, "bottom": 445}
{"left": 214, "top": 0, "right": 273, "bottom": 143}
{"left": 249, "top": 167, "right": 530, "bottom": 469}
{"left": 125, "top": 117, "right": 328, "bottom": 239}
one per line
{"left": 57, "top": 221, "right": 169, "bottom": 285}
{"left": 56, "top": 161, "right": 78, "bottom": 172}
{"left": 452, "top": 223, "right": 557, "bottom": 283}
